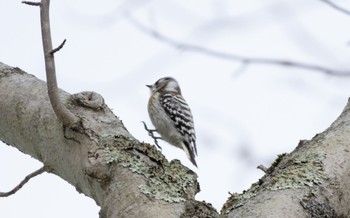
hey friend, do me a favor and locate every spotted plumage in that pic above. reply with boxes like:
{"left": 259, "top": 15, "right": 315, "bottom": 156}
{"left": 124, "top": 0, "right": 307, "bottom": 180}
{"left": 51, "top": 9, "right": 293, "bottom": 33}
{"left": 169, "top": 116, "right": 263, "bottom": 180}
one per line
{"left": 147, "top": 77, "right": 198, "bottom": 167}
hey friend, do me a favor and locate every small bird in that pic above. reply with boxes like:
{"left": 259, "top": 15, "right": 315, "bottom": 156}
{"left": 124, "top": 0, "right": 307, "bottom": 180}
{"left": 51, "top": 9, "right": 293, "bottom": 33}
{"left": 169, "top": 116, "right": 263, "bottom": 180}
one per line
{"left": 146, "top": 77, "right": 198, "bottom": 167}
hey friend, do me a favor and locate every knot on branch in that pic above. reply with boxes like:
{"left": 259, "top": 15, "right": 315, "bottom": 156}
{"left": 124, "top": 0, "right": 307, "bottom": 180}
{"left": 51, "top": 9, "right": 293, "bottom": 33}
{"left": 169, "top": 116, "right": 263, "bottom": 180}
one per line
{"left": 73, "top": 91, "right": 105, "bottom": 110}
{"left": 84, "top": 148, "right": 112, "bottom": 184}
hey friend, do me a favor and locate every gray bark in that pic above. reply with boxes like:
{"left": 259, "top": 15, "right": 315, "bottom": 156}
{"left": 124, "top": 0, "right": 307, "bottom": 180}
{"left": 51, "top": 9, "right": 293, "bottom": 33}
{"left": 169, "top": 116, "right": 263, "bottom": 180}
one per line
{"left": 221, "top": 96, "right": 350, "bottom": 217}
{"left": 0, "top": 62, "right": 216, "bottom": 218}
{"left": 1, "top": 61, "right": 350, "bottom": 217}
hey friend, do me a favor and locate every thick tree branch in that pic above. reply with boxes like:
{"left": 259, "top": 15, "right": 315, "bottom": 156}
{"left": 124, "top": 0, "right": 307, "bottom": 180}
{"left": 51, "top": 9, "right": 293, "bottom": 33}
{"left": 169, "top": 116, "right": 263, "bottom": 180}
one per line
{"left": 0, "top": 63, "right": 211, "bottom": 218}
{"left": 23, "top": 0, "right": 79, "bottom": 127}
{"left": 126, "top": 14, "right": 350, "bottom": 77}
{"left": 1, "top": 60, "right": 350, "bottom": 217}
{"left": 222, "top": 100, "right": 350, "bottom": 217}
{"left": 0, "top": 166, "right": 46, "bottom": 197}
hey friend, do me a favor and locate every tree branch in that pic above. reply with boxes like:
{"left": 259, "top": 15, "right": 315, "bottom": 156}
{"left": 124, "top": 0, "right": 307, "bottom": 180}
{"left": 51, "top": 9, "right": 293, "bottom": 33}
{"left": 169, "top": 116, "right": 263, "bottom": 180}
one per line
{"left": 50, "top": 39, "right": 66, "bottom": 55}
{"left": 0, "top": 64, "right": 206, "bottom": 217}
{"left": 24, "top": 0, "right": 78, "bottom": 127}
{"left": 126, "top": 14, "right": 350, "bottom": 77}
{"left": 318, "top": 0, "right": 350, "bottom": 16}
{"left": 2, "top": 61, "right": 350, "bottom": 216}
{"left": 39, "top": 0, "right": 78, "bottom": 127}
{"left": 0, "top": 166, "right": 46, "bottom": 197}
{"left": 257, "top": 164, "right": 268, "bottom": 173}
{"left": 21, "top": 1, "right": 41, "bottom": 6}
{"left": 221, "top": 102, "right": 350, "bottom": 217}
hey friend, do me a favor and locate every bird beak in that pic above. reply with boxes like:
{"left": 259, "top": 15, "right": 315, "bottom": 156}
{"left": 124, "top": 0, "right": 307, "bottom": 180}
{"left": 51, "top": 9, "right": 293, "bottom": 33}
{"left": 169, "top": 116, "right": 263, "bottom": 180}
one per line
{"left": 146, "top": 84, "right": 152, "bottom": 89}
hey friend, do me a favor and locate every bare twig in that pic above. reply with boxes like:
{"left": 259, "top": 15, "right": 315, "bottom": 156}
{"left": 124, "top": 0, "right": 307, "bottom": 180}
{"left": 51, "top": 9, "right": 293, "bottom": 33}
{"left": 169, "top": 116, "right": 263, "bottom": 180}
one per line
{"left": 0, "top": 166, "right": 46, "bottom": 197}
{"left": 318, "top": 0, "right": 350, "bottom": 16}
{"left": 22, "top": 1, "right": 41, "bottom": 6}
{"left": 50, "top": 39, "right": 66, "bottom": 55}
{"left": 38, "top": 0, "right": 79, "bottom": 127}
{"left": 142, "top": 121, "right": 162, "bottom": 149}
{"left": 257, "top": 164, "right": 268, "bottom": 173}
{"left": 126, "top": 14, "right": 350, "bottom": 77}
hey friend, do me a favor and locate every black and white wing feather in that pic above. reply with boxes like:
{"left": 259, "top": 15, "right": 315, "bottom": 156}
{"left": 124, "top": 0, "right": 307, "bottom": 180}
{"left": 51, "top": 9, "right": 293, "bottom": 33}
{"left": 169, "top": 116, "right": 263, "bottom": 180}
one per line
{"left": 160, "top": 93, "right": 197, "bottom": 156}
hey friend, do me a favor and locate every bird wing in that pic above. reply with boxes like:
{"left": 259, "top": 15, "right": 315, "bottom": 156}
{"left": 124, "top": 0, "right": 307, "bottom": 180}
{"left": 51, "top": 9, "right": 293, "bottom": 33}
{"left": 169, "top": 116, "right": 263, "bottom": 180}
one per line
{"left": 160, "top": 93, "right": 197, "bottom": 155}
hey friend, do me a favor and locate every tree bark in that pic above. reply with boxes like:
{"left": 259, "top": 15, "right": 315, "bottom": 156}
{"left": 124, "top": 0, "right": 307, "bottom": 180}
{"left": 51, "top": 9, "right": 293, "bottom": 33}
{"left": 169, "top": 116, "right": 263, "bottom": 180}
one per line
{"left": 0, "top": 62, "right": 216, "bottom": 218}
{"left": 221, "top": 98, "right": 350, "bottom": 217}
{"left": 1, "top": 61, "right": 350, "bottom": 217}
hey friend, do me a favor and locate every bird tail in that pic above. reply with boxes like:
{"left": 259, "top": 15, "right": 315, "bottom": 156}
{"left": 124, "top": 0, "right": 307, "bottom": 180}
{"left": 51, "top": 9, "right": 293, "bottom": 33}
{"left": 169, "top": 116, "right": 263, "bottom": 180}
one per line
{"left": 182, "top": 141, "right": 198, "bottom": 168}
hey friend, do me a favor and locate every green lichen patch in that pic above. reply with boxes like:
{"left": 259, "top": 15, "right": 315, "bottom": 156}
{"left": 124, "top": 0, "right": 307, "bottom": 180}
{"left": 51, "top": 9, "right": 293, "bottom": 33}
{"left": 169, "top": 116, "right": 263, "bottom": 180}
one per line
{"left": 221, "top": 188, "right": 258, "bottom": 213}
{"left": 268, "top": 151, "right": 326, "bottom": 190}
{"left": 0, "top": 66, "right": 26, "bottom": 80}
{"left": 101, "top": 135, "right": 165, "bottom": 164}
{"left": 221, "top": 151, "right": 327, "bottom": 214}
{"left": 99, "top": 135, "right": 135, "bottom": 148}
{"left": 138, "top": 160, "right": 198, "bottom": 202}
{"left": 101, "top": 135, "right": 198, "bottom": 203}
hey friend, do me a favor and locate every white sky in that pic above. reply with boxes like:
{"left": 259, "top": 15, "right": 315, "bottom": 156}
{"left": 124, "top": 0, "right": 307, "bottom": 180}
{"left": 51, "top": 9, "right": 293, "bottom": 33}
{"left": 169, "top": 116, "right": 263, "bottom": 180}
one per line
{"left": 1, "top": 0, "right": 350, "bottom": 217}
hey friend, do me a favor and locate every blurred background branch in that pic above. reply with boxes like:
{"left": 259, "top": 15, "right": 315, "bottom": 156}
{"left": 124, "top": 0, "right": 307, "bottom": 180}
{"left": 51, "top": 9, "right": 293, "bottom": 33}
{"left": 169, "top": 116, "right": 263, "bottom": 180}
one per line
{"left": 126, "top": 13, "right": 350, "bottom": 77}
{"left": 318, "top": 0, "right": 350, "bottom": 16}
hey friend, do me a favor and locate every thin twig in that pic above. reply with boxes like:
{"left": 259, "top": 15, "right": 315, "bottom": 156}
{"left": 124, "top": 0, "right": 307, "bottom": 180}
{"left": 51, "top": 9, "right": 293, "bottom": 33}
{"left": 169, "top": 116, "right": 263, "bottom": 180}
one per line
{"left": 0, "top": 166, "right": 46, "bottom": 197}
{"left": 50, "top": 39, "right": 67, "bottom": 55}
{"left": 22, "top": 1, "right": 41, "bottom": 6}
{"left": 318, "top": 0, "right": 350, "bottom": 16}
{"left": 39, "top": 0, "right": 79, "bottom": 127}
{"left": 142, "top": 121, "right": 162, "bottom": 149}
{"left": 126, "top": 14, "right": 350, "bottom": 77}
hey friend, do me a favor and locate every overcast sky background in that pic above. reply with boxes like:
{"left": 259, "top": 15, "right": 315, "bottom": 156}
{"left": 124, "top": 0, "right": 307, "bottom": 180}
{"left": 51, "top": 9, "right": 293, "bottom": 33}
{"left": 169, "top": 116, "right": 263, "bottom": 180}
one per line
{"left": 1, "top": 0, "right": 350, "bottom": 217}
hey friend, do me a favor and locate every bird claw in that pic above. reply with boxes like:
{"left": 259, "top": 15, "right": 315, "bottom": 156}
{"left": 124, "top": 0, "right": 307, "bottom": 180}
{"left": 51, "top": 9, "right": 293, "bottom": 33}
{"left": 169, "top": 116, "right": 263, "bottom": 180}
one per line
{"left": 142, "top": 121, "right": 162, "bottom": 150}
